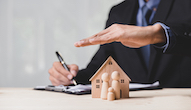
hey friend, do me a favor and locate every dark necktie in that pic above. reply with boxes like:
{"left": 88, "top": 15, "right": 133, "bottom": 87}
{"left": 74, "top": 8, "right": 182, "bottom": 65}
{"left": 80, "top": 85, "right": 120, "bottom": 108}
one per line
{"left": 140, "top": 4, "right": 152, "bottom": 69}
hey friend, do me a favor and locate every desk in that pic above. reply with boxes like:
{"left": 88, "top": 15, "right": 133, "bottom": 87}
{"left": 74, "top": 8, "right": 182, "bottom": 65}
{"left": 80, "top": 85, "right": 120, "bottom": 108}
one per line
{"left": 0, "top": 88, "right": 191, "bottom": 110}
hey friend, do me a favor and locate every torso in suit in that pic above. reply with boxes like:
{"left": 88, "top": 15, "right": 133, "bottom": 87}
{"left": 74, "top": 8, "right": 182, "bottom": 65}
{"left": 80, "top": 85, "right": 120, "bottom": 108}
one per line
{"left": 75, "top": 0, "right": 191, "bottom": 88}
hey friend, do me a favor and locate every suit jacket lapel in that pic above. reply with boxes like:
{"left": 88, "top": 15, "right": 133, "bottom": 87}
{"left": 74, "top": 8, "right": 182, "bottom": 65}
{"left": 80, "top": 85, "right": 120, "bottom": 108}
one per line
{"left": 121, "top": 0, "right": 139, "bottom": 25}
{"left": 152, "top": 0, "right": 175, "bottom": 23}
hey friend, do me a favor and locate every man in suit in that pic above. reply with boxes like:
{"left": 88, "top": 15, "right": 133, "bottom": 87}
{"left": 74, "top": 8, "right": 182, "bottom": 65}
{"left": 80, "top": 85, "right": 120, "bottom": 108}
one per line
{"left": 49, "top": 0, "right": 191, "bottom": 87}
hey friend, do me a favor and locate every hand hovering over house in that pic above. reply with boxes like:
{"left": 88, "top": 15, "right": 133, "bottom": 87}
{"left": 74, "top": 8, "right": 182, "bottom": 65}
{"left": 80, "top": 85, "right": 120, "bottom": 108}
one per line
{"left": 48, "top": 62, "right": 79, "bottom": 86}
{"left": 74, "top": 24, "right": 166, "bottom": 48}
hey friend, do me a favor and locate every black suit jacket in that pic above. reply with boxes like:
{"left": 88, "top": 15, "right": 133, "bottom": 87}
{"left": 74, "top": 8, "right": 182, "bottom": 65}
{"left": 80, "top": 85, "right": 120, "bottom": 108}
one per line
{"left": 75, "top": 0, "right": 191, "bottom": 88}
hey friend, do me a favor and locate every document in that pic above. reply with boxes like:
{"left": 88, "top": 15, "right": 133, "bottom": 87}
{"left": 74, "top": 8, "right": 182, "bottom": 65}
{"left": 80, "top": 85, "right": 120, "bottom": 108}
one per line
{"left": 129, "top": 81, "right": 160, "bottom": 91}
{"left": 34, "top": 81, "right": 160, "bottom": 95}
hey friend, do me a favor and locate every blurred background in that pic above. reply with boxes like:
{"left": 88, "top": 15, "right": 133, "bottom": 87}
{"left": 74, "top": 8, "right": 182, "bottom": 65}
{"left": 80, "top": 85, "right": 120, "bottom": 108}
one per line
{"left": 0, "top": 0, "right": 123, "bottom": 87}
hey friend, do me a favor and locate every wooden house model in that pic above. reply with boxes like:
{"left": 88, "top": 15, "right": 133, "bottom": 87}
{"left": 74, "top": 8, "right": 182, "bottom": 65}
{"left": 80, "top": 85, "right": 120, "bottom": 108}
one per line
{"left": 89, "top": 56, "right": 131, "bottom": 98}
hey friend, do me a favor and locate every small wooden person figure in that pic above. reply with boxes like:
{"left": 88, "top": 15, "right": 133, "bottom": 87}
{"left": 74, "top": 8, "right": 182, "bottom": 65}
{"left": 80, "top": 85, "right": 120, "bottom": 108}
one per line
{"left": 107, "top": 87, "right": 115, "bottom": 101}
{"left": 101, "top": 72, "right": 110, "bottom": 100}
{"left": 111, "top": 71, "right": 120, "bottom": 99}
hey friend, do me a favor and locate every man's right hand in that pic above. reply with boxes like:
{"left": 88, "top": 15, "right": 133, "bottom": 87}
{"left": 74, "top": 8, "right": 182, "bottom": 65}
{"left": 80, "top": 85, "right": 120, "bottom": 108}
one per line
{"left": 48, "top": 62, "right": 79, "bottom": 86}
{"left": 74, "top": 24, "right": 166, "bottom": 48}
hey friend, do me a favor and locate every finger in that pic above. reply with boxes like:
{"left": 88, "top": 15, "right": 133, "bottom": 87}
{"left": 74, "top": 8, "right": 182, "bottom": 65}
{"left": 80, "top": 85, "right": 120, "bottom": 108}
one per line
{"left": 49, "top": 75, "right": 61, "bottom": 86}
{"left": 74, "top": 35, "right": 97, "bottom": 47}
{"left": 87, "top": 25, "right": 122, "bottom": 45}
{"left": 53, "top": 62, "right": 67, "bottom": 74}
{"left": 67, "top": 64, "right": 78, "bottom": 77}
{"left": 53, "top": 62, "right": 73, "bottom": 80}
{"left": 96, "top": 27, "right": 110, "bottom": 36}
{"left": 74, "top": 28, "right": 110, "bottom": 47}
{"left": 89, "top": 31, "right": 119, "bottom": 45}
{"left": 49, "top": 75, "right": 72, "bottom": 86}
{"left": 49, "top": 66, "right": 71, "bottom": 83}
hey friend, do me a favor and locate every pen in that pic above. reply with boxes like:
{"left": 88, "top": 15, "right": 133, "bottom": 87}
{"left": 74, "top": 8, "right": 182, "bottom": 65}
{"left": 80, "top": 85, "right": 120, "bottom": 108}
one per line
{"left": 55, "top": 51, "right": 77, "bottom": 85}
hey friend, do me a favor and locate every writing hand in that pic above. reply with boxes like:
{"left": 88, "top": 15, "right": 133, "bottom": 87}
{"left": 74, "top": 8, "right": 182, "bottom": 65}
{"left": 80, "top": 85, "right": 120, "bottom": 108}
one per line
{"left": 49, "top": 62, "right": 78, "bottom": 86}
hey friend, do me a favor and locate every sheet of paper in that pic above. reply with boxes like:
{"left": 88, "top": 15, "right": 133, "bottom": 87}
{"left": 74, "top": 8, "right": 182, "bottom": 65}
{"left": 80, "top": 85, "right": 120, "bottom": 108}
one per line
{"left": 34, "top": 81, "right": 160, "bottom": 94}
{"left": 129, "top": 81, "right": 160, "bottom": 90}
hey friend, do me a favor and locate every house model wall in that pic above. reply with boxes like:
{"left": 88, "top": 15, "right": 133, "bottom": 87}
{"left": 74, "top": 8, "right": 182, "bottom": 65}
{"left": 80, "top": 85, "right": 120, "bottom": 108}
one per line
{"left": 89, "top": 56, "right": 131, "bottom": 98}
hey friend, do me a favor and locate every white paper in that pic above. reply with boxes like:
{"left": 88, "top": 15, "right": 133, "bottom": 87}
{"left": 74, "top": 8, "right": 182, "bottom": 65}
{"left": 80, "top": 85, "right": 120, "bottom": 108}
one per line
{"left": 129, "top": 81, "right": 159, "bottom": 90}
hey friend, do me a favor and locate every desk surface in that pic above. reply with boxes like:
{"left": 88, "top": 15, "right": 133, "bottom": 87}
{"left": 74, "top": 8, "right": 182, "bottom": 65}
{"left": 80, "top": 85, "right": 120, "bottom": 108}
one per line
{"left": 0, "top": 88, "right": 191, "bottom": 110}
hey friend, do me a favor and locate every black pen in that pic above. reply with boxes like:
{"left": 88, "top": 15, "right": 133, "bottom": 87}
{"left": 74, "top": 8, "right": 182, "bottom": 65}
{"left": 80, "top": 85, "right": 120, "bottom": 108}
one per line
{"left": 55, "top": 51, "right": 77, "bottom": 85}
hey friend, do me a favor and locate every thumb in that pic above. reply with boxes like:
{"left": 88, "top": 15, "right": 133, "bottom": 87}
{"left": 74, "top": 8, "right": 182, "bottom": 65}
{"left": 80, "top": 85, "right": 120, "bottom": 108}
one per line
{"left": 68, "top": 64, "right": 78, "bottom": 77}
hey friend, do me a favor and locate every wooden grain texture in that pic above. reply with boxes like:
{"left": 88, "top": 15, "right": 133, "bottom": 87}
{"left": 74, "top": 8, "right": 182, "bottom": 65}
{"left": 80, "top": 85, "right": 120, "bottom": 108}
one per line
{"left": 90, "top": 56, "right": 130, "bottom": 98}
{"left": 107, "top": 87, "right": 115, "bottom": 101}
{"left": 0, "top": 88, "right": 191, "bottom": 110}
{"left": 101, "top": 73, "right": 109, "bottom": 100}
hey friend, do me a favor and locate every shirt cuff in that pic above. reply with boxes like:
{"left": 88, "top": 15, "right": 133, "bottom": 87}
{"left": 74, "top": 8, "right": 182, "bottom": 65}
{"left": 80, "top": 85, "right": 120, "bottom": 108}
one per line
{"left": 153, "top": 22, "right": 176, "bottom": 53}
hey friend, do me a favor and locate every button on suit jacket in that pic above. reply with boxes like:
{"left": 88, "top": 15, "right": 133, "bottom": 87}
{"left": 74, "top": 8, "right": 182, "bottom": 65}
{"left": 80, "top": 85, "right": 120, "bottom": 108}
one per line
{"left": 75, "top": 0, "right": 191, "bottom": 88}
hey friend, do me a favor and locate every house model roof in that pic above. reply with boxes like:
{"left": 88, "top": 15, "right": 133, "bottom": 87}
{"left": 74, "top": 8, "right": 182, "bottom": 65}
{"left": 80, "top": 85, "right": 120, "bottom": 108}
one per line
{"left": 89, "top": 56, "right": 131, "bottom": 81}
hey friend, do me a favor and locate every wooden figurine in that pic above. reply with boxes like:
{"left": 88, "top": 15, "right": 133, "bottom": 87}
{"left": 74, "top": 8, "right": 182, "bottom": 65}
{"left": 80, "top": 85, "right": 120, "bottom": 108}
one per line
{"left": 111, "top": 71, "right": 120, "bottom": 99}
{"left": 101, "top": 72, "right": 110, "bottom": 100}
{"left": 89, "top": 56, "right": 131, "bottom": 98}
{"left": 107, "top": 87, "right": 115, "bottom": 101}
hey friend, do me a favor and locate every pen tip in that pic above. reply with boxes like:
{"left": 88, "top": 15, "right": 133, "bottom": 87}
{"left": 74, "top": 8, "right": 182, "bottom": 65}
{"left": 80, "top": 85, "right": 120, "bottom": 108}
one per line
{"left": 73, "top": 80, "right": 77, "bottom": 86}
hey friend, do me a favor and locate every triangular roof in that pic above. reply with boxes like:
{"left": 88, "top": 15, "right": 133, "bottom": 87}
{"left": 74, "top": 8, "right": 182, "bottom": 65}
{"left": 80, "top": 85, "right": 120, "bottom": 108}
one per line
{"left": 89, "top": 56, "right": 131, "bottom": 81}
